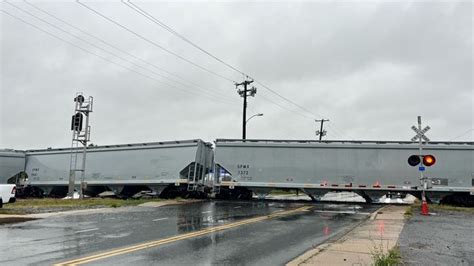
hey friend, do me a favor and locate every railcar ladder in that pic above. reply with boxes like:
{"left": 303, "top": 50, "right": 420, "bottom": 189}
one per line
{"left": 187, "top": 162, "right": 197, "bottom": 191}
{"left": 211, "top": 165, "right": 221, "bottom": 194}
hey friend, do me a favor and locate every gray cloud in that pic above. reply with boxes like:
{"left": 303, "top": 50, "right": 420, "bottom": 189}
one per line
{"left": 1, "top": 1, "right": 472, "bottom": 150}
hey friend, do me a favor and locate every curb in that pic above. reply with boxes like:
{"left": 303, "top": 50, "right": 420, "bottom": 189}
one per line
{"left": 287, "top": 206, "right": 385, "bottom": 266}
{"left": 370, "top": 205, "right": 387, "bottom": 221}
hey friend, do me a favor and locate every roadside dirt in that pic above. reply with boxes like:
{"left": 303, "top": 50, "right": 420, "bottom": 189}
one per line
{"left": 398, "top": 209, "right": 474, "bottom": 265}
{"left": 0, "top": 198, "right": 202, "bottom": 224}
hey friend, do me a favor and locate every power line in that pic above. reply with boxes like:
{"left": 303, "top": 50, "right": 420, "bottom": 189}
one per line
{"left": 258, "top": 94, "right": 314, "bottom": 120}
{"left": 24, "top": 0, "right": 235, "bottom": 102}
{"left": 76, "top": 0, "right": 237, "bottom": 83}
{"left": 17, "top": 0, "right": 346, "bottom": 138}
{"left": 325, "top": 123, "right": 344, "bottom": 139}
{"left": 123, "top": 0, "right": 246, "bottom": 77}
{"left": 449, "top": 128, "right": 474, "bottom": 141}
{"left": 124, "top": 0, "right": 324, "bottom": 120}
{"left": 0, "top": 9, "right": 236, "bottom": 106}
{"left": 5, "top": 1, "right": 236, "bottom": 105}
{"left": 254, "top": 80, "right": 319, "bottom": 119}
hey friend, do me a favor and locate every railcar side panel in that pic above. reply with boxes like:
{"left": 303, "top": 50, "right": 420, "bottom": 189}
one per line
{"left": 0, "top": 150, "right": 26, "bottom": 184}
{"left": 215, "top": 140, "right": 473, "bottom": 194}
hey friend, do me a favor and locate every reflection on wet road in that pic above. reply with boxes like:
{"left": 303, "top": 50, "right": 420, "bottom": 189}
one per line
{"left": 0, "top": 201, "right": 379, "bottom": 265}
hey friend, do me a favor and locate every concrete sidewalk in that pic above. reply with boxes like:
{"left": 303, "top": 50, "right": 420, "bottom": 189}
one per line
{"left": 288, "top": 205, "right": 407, "bottom": 266}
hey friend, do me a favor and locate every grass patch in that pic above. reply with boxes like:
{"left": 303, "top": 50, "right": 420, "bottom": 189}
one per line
{"left": 269, "top": 189, "right": 298, "bottom": 195}
{"left": 0, "top": 198, "right": 164, "bottom": 215}
{"left": 372, "top": 245, "right": 402, "bottom": 266}
{"left": 404, "top": 206, "right": 413, "bottom": 218}
{"left": 430, "top": 204, "right": 474, "bottom": 213}
{"left": 403, "top": 203, "right": 473, "bottom": 219}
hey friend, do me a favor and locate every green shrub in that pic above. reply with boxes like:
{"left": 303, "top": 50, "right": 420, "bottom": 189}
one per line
{"left": 372, "top": 245, "right": 402, "bottom": 266}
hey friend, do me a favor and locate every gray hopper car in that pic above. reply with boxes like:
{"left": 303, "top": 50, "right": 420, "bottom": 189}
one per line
{"left": 214, "top": 139, "right": 474, "bottom": 203}
{"left": 24, "top": 139, "right": 213, "bottom": 197}
{"left": 0, "top": 150, "right": 26, "bottom": 184}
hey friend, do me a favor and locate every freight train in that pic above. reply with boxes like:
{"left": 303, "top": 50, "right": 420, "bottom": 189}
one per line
{"left": 1, "top": 140, "right": 213, "bottom": 198}
{"left": 1, "top": 139, "right": 473, "bottom": 204}
{"left": 214, "top": 139, "right": 473, "bottom": 204}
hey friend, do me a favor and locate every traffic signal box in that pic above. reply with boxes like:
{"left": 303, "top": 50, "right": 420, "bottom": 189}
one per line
{"left": 71, "top": 113, "right": 83, "bottom": 132}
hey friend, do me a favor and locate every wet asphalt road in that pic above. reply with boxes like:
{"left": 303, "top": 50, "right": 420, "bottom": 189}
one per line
{"left": 0, "top": 200, "right": 378, "bottom": 266}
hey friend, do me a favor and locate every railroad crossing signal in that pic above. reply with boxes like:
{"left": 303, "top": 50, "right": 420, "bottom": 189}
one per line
{"left": 410, "top": 116, "right": 432, "bottom": 215}
{"left": 411, "top": 125, "right": 430, "bottom": 142}
{"left": 408, "top": 155, "right": 421, "bottom": 166}
{"left": 423, "top": 154, "right": 436, "bottom": 166}
{"left": 407, "top": 154, "right": 436, "bottom": 167}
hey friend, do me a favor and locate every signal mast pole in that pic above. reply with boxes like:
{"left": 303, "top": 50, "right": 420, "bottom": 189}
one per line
{"left": 417, "top": 116, "right": 424, "bottom": 190}
{"left": 68, "top": 93, "right": 93, "bottom": 199}
{"left": 411, "top": 115, "right": 431, "bottom": 215}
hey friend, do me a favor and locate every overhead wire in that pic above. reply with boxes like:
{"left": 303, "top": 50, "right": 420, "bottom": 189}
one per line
{"left": 124, "top": 0, "right": 352, "bottom": 140}
{"left": 122, "top": 0, "right": 246, "bottom": 77}
{"left": 0, "top": 8, "right": 236, "bottom": 106}
{"left": 76, "top": 0, "right": 237, "bottom": 84}
{"left": 258, "top": 94, "right": 314, "bottom": 120}
{"left": 24, "top": 0, "right": 236, "bottom": 102}
{"left": 449, "top": 128, "right": 474, "bottom": 141}
{"left": 325, "top": 123, "right": 344, "bottom": 139}
{"left": 126, "top": 0, "right": 352, "bottom": 138}
{"left": 5, "top": 1, "right": 237, "bottom": 105}
{"left": 124, "top": 0, "right": 328, "bottom": 122}
{"left": 10, "top": 1, "right": 348, "bottom": 138}
{"left": 330, "top": 123, "right": 348, "bottom": 139}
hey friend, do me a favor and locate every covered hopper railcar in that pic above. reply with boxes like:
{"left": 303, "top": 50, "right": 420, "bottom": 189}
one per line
{"left": 24, "top": 139, "right": 213, "bottom": 197}
{"left": 214, "top": 139, "right": 474, "bottom": 203}
{"left": 0, "top": 150, "right": 26, "bottom": 184}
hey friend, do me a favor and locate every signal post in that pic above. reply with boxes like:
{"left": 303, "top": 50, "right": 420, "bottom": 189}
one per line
{"left": 409, "top": 116, "right": 434, "bottom": 215}
{"left": 68, "top": 93, "right": 93, "bottom": 199}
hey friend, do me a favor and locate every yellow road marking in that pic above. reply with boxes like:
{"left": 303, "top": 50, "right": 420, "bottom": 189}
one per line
{"left": 54, "top": 206, "right": 311, "bottom": 266}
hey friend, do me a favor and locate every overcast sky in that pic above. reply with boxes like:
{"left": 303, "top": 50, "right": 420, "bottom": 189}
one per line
{"left": 1, "top": 0, "right": 472, "bottom": 150}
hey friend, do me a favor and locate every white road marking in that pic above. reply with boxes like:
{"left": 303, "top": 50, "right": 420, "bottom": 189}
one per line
{"left": 152, "top": 217, "right": 169, "bottom": 222}
{"left": 314, "top": 210, "right": 371, "bottom": 215}
{"left": 201, "top": 211, "right": 212, "bottom": 214}
{"left": 75, "top": 228, "right": 99, "bottom": 234}
{"left": 234, "top": 206, "right": 242, "bottom": 209}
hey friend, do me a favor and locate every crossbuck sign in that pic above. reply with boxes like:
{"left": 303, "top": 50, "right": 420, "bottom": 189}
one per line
{"left": 411, "top": 125, "right": 430, "bottom": 142}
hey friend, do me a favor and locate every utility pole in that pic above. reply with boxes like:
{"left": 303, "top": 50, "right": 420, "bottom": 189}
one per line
{"left": 315, "top": 119, "right": 329, "bottom": 142}
{"left": 236, "top": 78, "right": 256, "bottom": 140}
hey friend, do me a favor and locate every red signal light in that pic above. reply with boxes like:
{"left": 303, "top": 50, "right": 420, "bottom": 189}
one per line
{"left": 423, "top": 155, "right": 436, "bottom": 166}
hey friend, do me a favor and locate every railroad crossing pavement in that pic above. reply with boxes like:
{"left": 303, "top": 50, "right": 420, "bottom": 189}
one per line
{"left": 0, "top": 200, "right": 379, "bottom": 265}
{"left": 289, "top": 205, "right": 406, "bottom": 266}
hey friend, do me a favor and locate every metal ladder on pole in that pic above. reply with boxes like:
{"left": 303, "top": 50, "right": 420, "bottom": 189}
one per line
{"left": 68, "top": 130, "right": 80, "bottom": 196}
{"left": 68, "top": 92, "right": 93, "bottom": 198}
